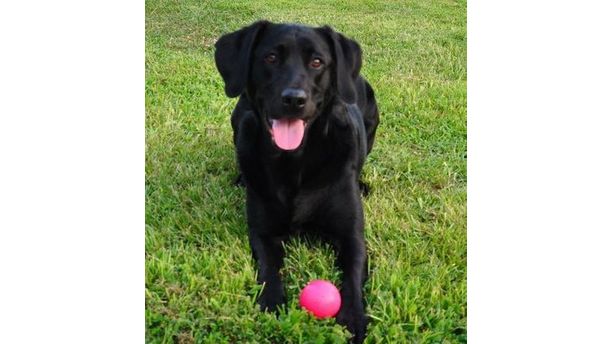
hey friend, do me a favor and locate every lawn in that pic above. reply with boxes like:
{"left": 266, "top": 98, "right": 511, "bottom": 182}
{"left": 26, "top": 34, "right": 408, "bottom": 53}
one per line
{"left": 145, "top": 0, "right": 466, "bottom": 343}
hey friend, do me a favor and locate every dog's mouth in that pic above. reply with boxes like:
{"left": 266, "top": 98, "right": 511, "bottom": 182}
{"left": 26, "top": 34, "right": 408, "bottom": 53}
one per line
{"left": 267, "top": 117, "right": 307, "bottom": 151}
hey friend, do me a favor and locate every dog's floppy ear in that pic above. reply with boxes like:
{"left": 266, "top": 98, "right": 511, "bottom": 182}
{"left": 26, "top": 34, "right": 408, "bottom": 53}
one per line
{"left": 317, "top": 26, "right": 362, "bottom": 104}
{"left": 214, "top": 21, "right": 269, "bottom": 98}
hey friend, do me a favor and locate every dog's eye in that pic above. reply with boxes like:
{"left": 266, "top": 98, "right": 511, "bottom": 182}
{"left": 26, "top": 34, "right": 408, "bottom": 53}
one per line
{"left": 310, "top": 58, "right": 323, "bottom": 69}
{"left": 264, "top": 53, "right": 277, "bottom": 64}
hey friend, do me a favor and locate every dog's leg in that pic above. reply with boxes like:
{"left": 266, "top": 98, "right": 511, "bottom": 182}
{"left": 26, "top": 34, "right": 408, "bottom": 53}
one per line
{"left": 334, "top": 235, "right": 369, "bottom": 344}
{"left": 249, "top": 233, "right": 286, "bottom": 313}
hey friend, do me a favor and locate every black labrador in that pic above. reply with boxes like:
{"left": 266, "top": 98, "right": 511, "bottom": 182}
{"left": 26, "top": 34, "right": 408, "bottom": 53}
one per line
{"left": 214, "top": 21, "right": 379, "bottom": 343}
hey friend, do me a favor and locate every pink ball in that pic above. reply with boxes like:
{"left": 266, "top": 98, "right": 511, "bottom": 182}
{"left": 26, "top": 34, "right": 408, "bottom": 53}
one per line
{"left": 299, "top": 280, "right": 341, "bottom": 318}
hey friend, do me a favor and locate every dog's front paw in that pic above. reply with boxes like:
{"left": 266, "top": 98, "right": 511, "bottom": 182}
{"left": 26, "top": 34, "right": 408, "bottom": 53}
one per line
{"left": 257, "top": 286, "right": 286, "bottom": 313}
{"left": 336, "top": 304, "right": 368, "bottom": 343}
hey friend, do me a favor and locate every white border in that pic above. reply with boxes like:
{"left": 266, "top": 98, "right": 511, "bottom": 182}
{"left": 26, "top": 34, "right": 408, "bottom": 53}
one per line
{"left": 0, "top": 1, "right": 144, "bottom": 342}
{"left": 469, "top": 0, "right": 612, "bottom": 342}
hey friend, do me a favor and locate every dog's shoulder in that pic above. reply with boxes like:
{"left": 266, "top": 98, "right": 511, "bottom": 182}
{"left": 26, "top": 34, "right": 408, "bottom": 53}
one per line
{"left": 328, "top": 101, "right": 367, "bottom": 139}
{"left": 231, "top": 95, "right": 260, "bottom": 147}
{"left": 316, "top": 101, "right": 368, "bottom": 168}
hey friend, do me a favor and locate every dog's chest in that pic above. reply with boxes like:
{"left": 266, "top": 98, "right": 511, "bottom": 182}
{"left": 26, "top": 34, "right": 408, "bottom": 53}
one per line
{"left": 291, "top": 186, "right": 328, "bottom": 228}
{"left": 265, "top": 151, "right": 336, "bottom": 231}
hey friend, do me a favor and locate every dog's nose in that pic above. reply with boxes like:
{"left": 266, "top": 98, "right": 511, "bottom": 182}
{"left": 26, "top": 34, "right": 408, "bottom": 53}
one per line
{"left": 281, "top": 88, "right": 307, "bottom": 110}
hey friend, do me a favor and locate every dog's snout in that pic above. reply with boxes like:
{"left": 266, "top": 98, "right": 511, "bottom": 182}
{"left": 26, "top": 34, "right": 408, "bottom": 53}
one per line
{"left": 281, "top": 88, "right": 307, "bottom": 109}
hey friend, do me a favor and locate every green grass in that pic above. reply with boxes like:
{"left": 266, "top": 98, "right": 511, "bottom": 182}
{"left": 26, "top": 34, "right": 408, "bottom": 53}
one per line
{"left": 145, "top": 0, "right": 466, "bottom": 342}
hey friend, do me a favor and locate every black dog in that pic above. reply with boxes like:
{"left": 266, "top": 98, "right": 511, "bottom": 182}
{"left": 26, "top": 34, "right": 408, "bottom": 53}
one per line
{"left": 214, "top": 21, "right": 379, "bottom": 343}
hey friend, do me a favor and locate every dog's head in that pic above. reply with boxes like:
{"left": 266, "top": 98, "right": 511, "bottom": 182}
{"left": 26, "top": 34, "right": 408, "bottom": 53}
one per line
{"left": 215, "top": 21, "right": 362, "bottom": 151}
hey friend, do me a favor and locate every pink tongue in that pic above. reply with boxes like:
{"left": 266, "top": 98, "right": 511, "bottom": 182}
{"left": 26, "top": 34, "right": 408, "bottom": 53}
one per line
{"left": 271, "top": 118, "right": 305, "bottom": 150}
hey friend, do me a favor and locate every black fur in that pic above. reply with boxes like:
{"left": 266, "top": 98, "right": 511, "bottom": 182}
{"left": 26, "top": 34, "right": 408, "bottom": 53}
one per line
{"left": 215, "top": 21, "right": 379, "bottom": 343}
